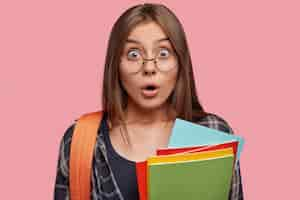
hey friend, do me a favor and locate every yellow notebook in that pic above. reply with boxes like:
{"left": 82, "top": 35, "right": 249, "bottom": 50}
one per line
{"left": 148, "top": 147, "right": 234, "bottom": 165}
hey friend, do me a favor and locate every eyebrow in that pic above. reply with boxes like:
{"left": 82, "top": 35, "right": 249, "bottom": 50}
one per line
{"left": 125, "top": 37, "right": 170, "bottom": 44}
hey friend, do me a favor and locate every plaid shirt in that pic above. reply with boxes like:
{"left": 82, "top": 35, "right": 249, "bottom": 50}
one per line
{"left": 54, "top": 112, "right": 244, "bottom": 200}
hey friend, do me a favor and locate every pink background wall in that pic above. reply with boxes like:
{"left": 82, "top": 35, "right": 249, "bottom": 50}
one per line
{"left": 1, "top": 0, "right": 299, "bottom": 199}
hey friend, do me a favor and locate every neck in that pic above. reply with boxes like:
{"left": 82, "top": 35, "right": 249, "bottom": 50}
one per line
{"left": 124, "top": 100, "right": 175, "bottom": 126}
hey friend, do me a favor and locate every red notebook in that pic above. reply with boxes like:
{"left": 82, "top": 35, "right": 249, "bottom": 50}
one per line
{"left": 157, "top": 141, "right": 238, "bottom": 160}
{"left": 135, "top": 141, "right": 238, "bottom": 200}
{"left": 136, "top": 160, "right": 148, "bottom": 200}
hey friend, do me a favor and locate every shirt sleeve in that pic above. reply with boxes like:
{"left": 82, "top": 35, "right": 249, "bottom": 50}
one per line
{"left": 224, "top": 124, "right": 244, "bottom": 200}
{"left": 54, "top": 124, "right": 75, "bottom": 200}
{"left": 196, "top": 113, "right": 244, "bottom": 200}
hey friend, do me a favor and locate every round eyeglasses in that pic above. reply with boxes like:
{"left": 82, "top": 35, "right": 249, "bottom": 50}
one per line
{"left": 121, "top": 47, "right": 178, "bottom": 74}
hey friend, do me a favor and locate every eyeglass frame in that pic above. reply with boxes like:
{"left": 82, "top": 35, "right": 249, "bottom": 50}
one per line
{"left": 120, "top": 47, "right": 178, "bottom": 74}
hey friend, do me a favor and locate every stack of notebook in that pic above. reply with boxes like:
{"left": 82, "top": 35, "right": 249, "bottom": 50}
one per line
{"left": 136, "top": 118, "right": 245, "bottom": 200}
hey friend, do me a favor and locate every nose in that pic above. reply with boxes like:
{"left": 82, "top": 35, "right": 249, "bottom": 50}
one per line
{"left": 142, "top": 58, "right": 157, "bottom": 76}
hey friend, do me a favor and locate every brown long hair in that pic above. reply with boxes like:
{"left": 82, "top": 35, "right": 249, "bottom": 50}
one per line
{"left": 102, "top": 3, "right": 209, "bottom": 138}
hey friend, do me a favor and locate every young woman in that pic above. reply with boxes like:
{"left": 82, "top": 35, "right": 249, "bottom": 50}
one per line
{"left": 54, "top": 3, "right": 244, "bottom": 200}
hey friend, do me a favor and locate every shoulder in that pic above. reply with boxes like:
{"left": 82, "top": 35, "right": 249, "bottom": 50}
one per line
{"left": 55, "top": 123, "right": 76, "bottom": 178}
{"left": 60, "top": 123, "right": 76, "bottom": 149}
{"left": 58, "top": 115, "right": 106, "bottom": 159}
{"left": 57, "top": 123, "right": 76, "bottom": 165}
{"left": 194, "top": 113, "right": 235, "bottom": 135}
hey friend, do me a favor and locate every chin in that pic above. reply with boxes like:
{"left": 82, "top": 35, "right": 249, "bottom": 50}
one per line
{"left": 135, "top": 97, "right": 168, "bottom": 111}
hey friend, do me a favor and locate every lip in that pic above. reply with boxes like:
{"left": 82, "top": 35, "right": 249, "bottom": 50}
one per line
{"left": 141, "top": 88, "right": 159, "bottom": 98}
{"left": 140, "top": 83, "right": 160, "bottom": 98}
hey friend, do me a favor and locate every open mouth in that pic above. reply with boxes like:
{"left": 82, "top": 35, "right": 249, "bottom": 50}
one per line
{"left": 141, "top": 85, "right": 159, "bottom": 97}
{"left": 145, "top": 85, "right": 157, "bottom": 90}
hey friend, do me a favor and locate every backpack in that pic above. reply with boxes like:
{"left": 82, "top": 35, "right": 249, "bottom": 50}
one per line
{"left": 69, "top": 110, "right": 104, "bottom": 200}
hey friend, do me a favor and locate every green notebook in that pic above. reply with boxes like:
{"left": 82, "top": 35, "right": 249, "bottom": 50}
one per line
{"left": 148, "top": 155, "right": 234, "bottom": 200}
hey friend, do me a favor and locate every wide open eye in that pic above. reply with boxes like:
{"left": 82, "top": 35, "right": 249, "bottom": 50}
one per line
{"left": 127, "top": 49, "right": 141, "bottom": 60}
{"left": 158, "top": 48, "right": 170, "bottom": 58}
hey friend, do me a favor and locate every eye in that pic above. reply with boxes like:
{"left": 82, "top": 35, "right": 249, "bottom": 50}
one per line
{"left": 127, "top": 49, "right": 141, "bottom": 60}
{"left": 158, "top": 48, "right": 170, "bottom": 58}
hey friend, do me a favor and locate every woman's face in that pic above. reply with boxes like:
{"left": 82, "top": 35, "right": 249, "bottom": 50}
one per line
{"left": 119, "top": 21, "right": 179, "bottom": 112}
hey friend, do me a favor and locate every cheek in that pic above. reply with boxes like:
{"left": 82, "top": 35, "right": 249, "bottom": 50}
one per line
{"left": 119, "top": 67, "right": 138, "bottom": 94}
{"left": 164, "top": 68, "right": 179, "bottom": 91}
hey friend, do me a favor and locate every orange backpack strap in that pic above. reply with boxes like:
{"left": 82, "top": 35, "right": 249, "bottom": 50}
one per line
{"left": 69, "top": 110, "right": 104, "bottom": 200}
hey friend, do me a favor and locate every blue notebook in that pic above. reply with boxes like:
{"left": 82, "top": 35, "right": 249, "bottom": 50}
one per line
{"left": 168, "top": 118, "right": 245, "bottom": 160}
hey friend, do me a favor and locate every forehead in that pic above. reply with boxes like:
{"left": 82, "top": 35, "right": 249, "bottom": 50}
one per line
{"left": 126, "top": 21, "right": 170, "bottom": 46}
